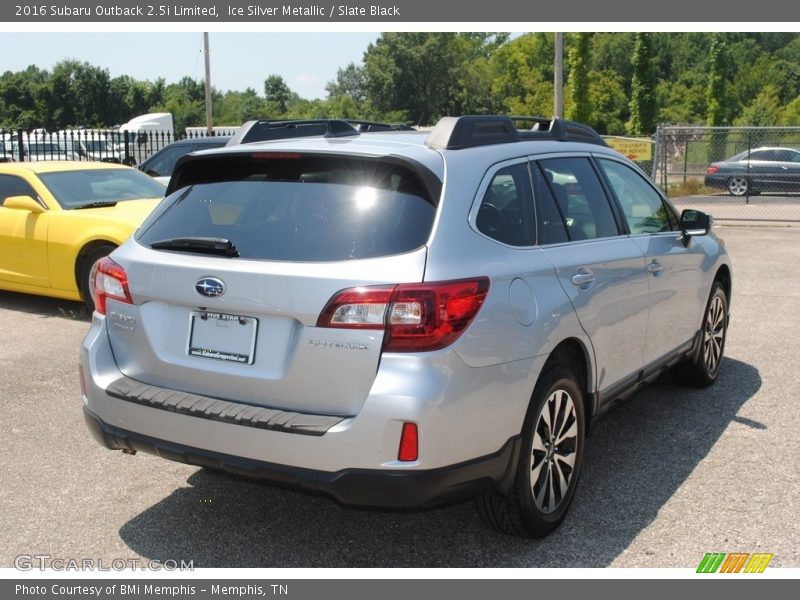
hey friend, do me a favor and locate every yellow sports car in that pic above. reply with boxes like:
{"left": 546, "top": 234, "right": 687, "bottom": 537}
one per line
{"left": 0, "top": 161, "right": 165, "bottom": 310}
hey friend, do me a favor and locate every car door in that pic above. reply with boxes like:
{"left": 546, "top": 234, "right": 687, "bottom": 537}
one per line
{"left": 0, "top": 173, "right": 50, "bottom": 288}
{"left": 532, "top": 156, "right": 649, "bottom": 398}
{"left": 747, "top": 149, "right": 783, "bottom": 191}
{"left": 595, "top": 157, "right": 707, "bottom": 366}
{"left": 771, "top": 149, "right": 800, "bottom": 193}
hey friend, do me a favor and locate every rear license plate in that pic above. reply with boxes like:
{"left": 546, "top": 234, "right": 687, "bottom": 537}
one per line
{"left": 188, "top": 311, "right": 258, "bottom": 365}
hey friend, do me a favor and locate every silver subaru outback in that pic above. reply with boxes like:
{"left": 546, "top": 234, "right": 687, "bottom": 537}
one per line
{"left": 80, "top": 116, "right": 731, "bottom": 538}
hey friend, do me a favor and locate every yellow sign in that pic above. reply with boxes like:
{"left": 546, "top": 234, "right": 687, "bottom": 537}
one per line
{"left": 604, "top": 137, "right": 653, "bottom": 162}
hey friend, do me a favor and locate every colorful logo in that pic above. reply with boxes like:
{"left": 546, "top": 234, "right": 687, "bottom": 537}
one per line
{"left": 696, "top": 552, "right": 773, "bottom": 573}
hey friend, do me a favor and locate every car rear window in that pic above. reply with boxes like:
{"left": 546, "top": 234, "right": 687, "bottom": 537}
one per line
{"left": 137, "top": 154, "right": 439, "bottom": 262}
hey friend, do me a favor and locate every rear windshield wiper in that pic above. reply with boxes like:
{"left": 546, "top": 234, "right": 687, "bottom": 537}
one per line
{"left": 149, "top": 237, "right": 240, "bottom": 258}
{"left": 73, "top": 201, "right": 119, "bottom": 209}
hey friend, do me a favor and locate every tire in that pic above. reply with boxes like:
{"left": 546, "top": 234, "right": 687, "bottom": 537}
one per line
{"left": 672, "top": 282, "right": 728, "bottom": 388}
{"left": 476, "top": 361, "right": 586, "bottom": 538}
{"left": 77, "top": 244, "right": 116, "bottom": 313}
{"left": 727, "top": 176, "right": 750, "bottom": 196}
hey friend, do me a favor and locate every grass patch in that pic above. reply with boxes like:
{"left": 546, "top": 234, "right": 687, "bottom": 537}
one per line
{"left": 665, "top": 178, "right": 716, "bottom": 198}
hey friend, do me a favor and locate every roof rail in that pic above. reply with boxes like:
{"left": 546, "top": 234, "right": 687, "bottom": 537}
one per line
{"left": 228, "top": 119, "right": 360, "bottom": 146}
{"left": 425, "top": 115, "right": 608, "bottom": 150}
{"left": 346, "top": 120, "right": 416, "bottom": 132}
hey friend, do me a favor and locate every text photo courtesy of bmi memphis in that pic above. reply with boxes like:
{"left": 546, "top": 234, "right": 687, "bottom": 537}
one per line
{"left": 0, "top": 0, "right": 798, "bottom": 594}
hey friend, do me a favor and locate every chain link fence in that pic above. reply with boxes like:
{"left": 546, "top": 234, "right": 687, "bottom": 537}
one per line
{"left": 653, "top": 125, "right": 800, "bottom": 223}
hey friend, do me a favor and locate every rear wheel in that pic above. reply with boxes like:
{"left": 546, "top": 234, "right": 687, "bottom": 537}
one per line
{"left": 77, "top": 244, "right": 115, "bottom": 313}
{"left": 727, "top": 176, "right": 750, "bottom": 196}
{"left": 672, "top": 282, "right": 728, "bottom": 388}
{"left": 476, "top": 361, "right": 585, "bottom": 538}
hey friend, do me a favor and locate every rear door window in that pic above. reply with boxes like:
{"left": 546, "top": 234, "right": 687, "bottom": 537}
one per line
{"left": 138, "top": 154, "right": 439, "bottom": 262}
{"left": 530, "top": 163, "right": 569, "bottom": 244}
{"left": 536, "top": 157, "right": 620, "bottom": 240}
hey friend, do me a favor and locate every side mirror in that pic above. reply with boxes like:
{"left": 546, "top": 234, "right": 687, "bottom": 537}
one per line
{"left": 680, "top": 209, "right": 711, "bottom": 242}
{"left": 3, "top": 195, "right": 44, "bottom": 213}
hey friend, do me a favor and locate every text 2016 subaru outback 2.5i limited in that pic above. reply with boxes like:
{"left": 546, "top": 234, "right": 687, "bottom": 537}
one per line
{"left": 80, "top": 116, "right": 731, "bottom": 538}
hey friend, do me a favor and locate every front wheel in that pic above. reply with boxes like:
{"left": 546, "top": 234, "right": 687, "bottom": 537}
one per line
{"left": 476, "top": 362, "right": 586, "bottom": 538}
{"left": 672, "top": 282, "right": 728, "bottom": 388}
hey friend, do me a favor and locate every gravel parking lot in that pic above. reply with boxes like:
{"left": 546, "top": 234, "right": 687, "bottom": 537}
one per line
{"left": 1, "top": 225, "right": 798, "bottom": 569}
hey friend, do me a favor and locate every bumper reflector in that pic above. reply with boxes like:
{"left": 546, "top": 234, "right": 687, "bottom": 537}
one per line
{"left": 398, "top": 422, "right": 419, "bottom": 462}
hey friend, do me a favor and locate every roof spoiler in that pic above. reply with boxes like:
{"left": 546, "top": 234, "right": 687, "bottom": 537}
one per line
{"left": 227, "top": 119, "right": 416, "bottom": 146}
{"left": 227, "top": 119, "right": 359, "bottom": 146}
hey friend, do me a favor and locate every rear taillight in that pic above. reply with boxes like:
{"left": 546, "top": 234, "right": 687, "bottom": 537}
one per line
{"left": 707, "top": 166, "right": 719, "bottom": 174}
{"left": 317, "top": 277, "right": 490, "bottom": 352}
{"left": 93, "top": 257, "right": 132, "bottom": 315}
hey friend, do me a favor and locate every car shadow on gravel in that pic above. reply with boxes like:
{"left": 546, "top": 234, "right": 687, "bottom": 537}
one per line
{"left": 0, "top": 291, "right": 89, "bottom": 320}
{"left": 118, "top": 357, "right": 760, "bottom": 568}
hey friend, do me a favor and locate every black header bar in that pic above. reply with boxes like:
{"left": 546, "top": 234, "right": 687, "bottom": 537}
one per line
{"left": 2, "top": 0, "right": 797, "bottom": 22}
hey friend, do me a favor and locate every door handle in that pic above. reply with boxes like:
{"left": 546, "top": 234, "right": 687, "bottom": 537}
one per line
{"left": 647, "top": 261, "right": 664, "bottom": 275}
{"left": 571, "top": 269, "right": 595, "bottom": 288}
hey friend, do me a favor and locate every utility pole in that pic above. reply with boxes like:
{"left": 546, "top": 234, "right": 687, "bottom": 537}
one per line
{"left": 554, "top": 32, "right": 564, "bottom": 119}
{"left": 203, "top": 32, "right": 213, "bottom": 136}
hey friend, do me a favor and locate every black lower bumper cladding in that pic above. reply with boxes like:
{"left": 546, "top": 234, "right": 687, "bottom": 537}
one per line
{"left": 83, "top": 407, "right": 521, "bottom": 509}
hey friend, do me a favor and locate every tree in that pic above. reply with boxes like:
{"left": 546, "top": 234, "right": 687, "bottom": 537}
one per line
{"left": 325, "top": 63, "right": 367, "bottom": 104}
{"left": 706, "top": 34, "right": 729, "bottom": 162}
{"left": 363, "top": 33, "right": 501, "bottom": 125}
{"left": 49, "top": 60, "right": 113, "bottom": 127}
{"left": 734, "top": 85, "right": 782, "bottom": 126}
{"left": 587, "top": 70, "right": 628, "bottom": 134}
{"left": 216, "top": 88, "right": 268, "bottom": 124}
{"left": 567, "top": 33, "right": 592, "bottom": 123}
{"left": 489, "top": 33, "right": 555, "bottom": 117}
{"left": 263, "top": 75, "right": 293, "bottom": 114}
{"left": 706, "top": 34, "right": 728, "bottom": 126}
{"left": 151, "top": 77, "right": 211, "bottom": 135}
{"left": 0, "top": 65, "right": 50, "bottom": 128}
{"left": 626, "top": 33, "right": 657, "bottom": 135}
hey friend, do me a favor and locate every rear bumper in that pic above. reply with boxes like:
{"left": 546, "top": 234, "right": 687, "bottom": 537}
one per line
{"left": 83, "top": 406, "right": 520, "bottom": 509}
{"left": 704, "top": 174, "right": 728, "bottom": 188}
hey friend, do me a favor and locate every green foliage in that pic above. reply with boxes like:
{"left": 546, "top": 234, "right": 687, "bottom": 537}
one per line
{"left": 363, "top": 33, "right": 505, "bottom": 125}
{"left": 779, "top": 96, "right": 800, "bottom": 126}
{"left": 626, "top": 33, "right": 658, "bottom": 135}
{"left": 3, "top": 33, "right": 800, "bottom": 136}
{"left": 490, "top": 33, "right": 555, "bottom": 117}
{"left": 587, "top": 70, "right": 628, "bottom": 134}
{"left": 263, "top": 74, "right": 296, "bottom": 114}
{"left": 706, "top": 34, "right": 727, "bottom": 127}
{"left": 657, "top": 74, "right": 706, "bottom": 125}
{"left": 734, "top": 85, "right": 783, "bottom": 126}
{"left": 325, "top": 63, "right": 367, "bottom": 104}
{"left": 566, "top": 33, "right": 592, "bottom": 124}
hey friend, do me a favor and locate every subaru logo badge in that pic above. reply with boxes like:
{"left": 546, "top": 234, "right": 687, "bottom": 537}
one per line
{"left": 196, "top": 277, "right": 225, "bottom": 298}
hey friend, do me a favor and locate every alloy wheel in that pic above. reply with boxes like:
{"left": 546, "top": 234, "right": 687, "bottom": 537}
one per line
{"left": 529, "top": 388, "right": 579, "bottom": 514}
{"left": 703, "top": 294, "right": 726, "bottom": 374}
{"left": 728, "top": 176, "right": 749, "bottom": 196}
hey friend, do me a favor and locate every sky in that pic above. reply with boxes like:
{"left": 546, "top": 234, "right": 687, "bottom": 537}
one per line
{"left": 0, "top": 32, "right": 381, "bottom": 100}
